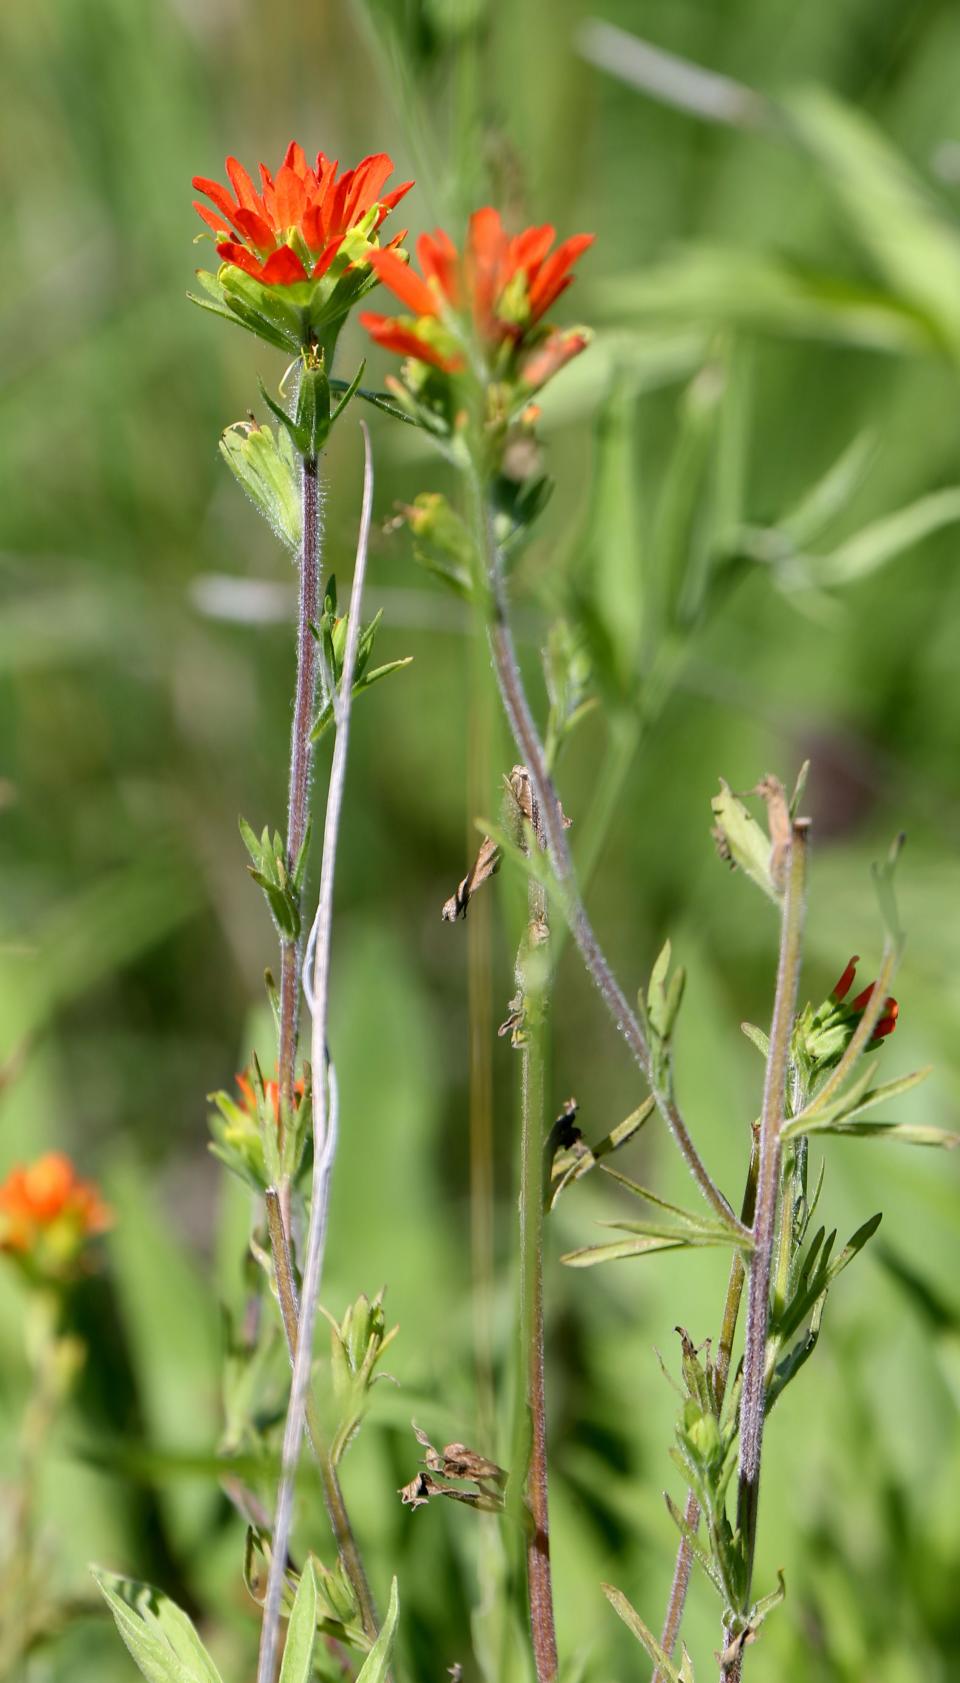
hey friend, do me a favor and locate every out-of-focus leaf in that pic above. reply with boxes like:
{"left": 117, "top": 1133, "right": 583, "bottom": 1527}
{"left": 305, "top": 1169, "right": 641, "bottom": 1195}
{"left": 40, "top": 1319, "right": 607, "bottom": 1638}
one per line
{"left": 777, "top": 432, "right": 878, "bottom": 549}
{"left": 597, "top": 248, "right": 932, "bottom": 354}
{"left": 91, "top": 1568, "right": 223, "bottom": 1683}
{"left": 786, "top": 87, "right": 960, "bottom": 358}
{"left": 800, "top": 488, "right": 960, "bottom": 588}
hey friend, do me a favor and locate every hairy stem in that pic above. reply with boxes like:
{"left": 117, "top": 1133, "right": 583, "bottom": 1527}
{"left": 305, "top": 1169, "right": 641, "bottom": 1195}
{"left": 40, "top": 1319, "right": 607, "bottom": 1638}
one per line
{"left": 278, "top": 452, "right": 323, "bottom": 1143}
{"left": 478, "top": 506, "right": 740, "bottom": 1234}
{"left": 723, "top": 822, "right": 808, "bottom": 1677}
{"left": 516, "top": 780, "right": 558, "bottom": 1683}
{"left": 257, "top": 427, "right": 377, "bottom": 1683}
{"left": 655, "top": 1133, "right": 760, "bottom": 1679}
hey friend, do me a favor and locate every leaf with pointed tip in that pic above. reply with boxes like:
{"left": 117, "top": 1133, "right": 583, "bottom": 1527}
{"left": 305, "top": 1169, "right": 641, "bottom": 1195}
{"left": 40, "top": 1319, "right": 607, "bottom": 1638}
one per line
{"left": 91, "top": 1568, "right": 224, "bottom": 1683}
{"left": 602, "top": 1584, "right": 683, "bottom": 1682}
{"left": 279, "top": 1560, "right": 318, "bottom": 1683}
{"left": 354, "top": 1577, "right": 399, "bottom": 1683}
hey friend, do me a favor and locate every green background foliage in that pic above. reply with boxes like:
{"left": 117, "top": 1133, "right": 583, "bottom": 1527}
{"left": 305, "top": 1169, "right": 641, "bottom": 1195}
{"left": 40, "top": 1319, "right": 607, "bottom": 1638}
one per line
{"left": 1, "top": 0, "right": 959, "bottom": 1677}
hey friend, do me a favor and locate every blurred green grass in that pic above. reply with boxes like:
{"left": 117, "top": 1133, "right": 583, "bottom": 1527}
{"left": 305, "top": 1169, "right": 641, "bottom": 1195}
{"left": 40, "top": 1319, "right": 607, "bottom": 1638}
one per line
{"left": 1, "top": 0, "right": 960, "bottom": 1678}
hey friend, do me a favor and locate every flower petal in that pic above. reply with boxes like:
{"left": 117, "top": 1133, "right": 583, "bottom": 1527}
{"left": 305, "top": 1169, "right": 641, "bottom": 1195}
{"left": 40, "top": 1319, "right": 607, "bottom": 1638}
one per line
{"left": 360, "top": 311, "right": 462, "bottom": 371}
{"left": 366, "top": 248, "right": 441, "bottom": 316}
{"left": 259, "top": 244, "right": 309, "bottom": 284}
{"left": 418, "top": 229, "right": 459, "bottom": 306}
{"left": 527, "top": 232, "right": 594, "bottom": 320}
{"left": 226, "top": 156, "right": 264, "bottom": 215}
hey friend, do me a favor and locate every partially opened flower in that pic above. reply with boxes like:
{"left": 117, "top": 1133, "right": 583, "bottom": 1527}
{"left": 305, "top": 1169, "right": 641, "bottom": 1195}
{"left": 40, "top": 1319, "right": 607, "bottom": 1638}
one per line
{"left": 209, "top": 1065, "right": 308, "bottom": 1191}
{"left": 359, "top": 208, "right": 593, "bottom": 429}
{"left": 0, "top": 1153, "right": 111, "bottom": 1277}
{"left": 191, "top": 142, "right": 412, "bottom": 354}
{"left": 794, "top": 955, "right": 899, "bottom": 1082}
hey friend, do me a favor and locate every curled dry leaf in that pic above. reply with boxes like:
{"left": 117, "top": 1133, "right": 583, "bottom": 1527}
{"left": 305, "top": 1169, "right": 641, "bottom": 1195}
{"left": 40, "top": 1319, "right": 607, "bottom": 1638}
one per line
{"left": 400, "top": 1424, "right": 507, "bottom": 1513}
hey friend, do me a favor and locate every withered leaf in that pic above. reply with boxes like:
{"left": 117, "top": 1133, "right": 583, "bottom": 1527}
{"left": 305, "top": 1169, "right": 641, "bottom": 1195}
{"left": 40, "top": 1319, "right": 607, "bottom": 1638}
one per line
{"left": 441, "top": 831, "right": 501, "bottom": 922}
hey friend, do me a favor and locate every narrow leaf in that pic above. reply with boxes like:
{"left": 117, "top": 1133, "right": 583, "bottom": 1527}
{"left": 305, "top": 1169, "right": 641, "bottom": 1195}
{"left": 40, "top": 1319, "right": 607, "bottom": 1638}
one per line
{"left": 355, "top": 1577, "right": 400, "bottom": 1683}
{"left": 602, "top": 1584, "right": 681, "bottom": 1683}
{"left": 279, "top": 1560, "right": 318, "bottom": 1683}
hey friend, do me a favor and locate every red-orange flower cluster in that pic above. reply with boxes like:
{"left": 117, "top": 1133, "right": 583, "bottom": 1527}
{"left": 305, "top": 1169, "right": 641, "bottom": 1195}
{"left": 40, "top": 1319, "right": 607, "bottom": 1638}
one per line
{"left": 193, "top": 143, "right": 412, "bottom": 286}
{"left": 360, "top": 208, "right": 593, "bottom": 389}
{"left": 831, "top": 955, "right": 899, "bottom": 1042}
{"left": 0, "top": 1153, "right": 110, "bottom": 1264}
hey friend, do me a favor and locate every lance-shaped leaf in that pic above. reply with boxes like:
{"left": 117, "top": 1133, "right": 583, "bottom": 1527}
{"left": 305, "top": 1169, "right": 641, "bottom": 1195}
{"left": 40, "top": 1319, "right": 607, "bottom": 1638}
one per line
{"left": 784, "top": 1065, "right": 933, "bottom": 1140}
{"left": 602, "top": 1584, "right": 690, "bottom": 1683}
{"left": 354, "top": 1577, "right": 399, "bottom": 1683}
{"left": 279, "top": 1559, "right": 319, "bottom": 1683}
{"left": 91, "top": 1567, "right": 224, "bottom": 1683}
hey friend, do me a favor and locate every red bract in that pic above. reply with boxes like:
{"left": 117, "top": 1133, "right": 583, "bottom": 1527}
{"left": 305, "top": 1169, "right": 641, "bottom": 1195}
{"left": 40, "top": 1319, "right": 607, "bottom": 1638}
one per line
{"left": 193, "top": 142, "right": 412, "bottom": 286}
{"left": 360, "top": 207, "right": 594, "bottom": 391}
{"left": 831, "top": 955, "right": 898, "bottom": 1042}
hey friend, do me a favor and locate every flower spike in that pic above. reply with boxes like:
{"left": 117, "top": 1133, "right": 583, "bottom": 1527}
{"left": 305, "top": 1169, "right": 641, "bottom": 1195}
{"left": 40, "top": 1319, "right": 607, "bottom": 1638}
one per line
{"left": 190, "top": 143, "right": 413, "bottom": 354}
{"left": 359, "top": 207, "right": 594, "bottom": 433}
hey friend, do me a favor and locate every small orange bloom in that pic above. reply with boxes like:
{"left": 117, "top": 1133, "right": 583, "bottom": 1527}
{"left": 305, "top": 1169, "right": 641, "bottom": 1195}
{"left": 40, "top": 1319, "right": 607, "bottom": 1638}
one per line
{"left": 193, "top": 142, "right": 412, "bottom": 287}
{"left": 360, "top": 208, "right": 593, "bottom": 394}
{"left": 0, "top": 1153, "right": 111, "bottom": 1267}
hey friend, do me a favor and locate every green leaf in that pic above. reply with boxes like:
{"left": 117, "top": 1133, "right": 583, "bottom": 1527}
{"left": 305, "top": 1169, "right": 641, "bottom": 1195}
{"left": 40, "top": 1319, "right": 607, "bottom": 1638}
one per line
{"left": 778, "top": 432, "right": 878, "bottom": 550}
{"left": 711, "top": 780, "right": 778, "bottom": 903}
{"left": 310, "top": 657, "right": 413, "bottom": 741}
{"left": 741, "top": 1022, "right": 770, "bottom": 1059}
{"left": 562, "top": 1235, "right": 704, "bottom": 1267}
{"left": 91, "top": 1568, "right": 224, "bottom": 1683}
{"left": 329, "top": 359, "right": 368, "bottom": 428}
{"left": 806, "top": 488, "right": 960, "bottom": 589}
{"left": 279, "top": 1559, "right": 319, "bottom": 1683}
{"left": 796, "top": 1118, "right": 959, "bottom": 1149}
{"left": 354, "top": 1576, "right": 399, "bottom": 1683}
{"left": 784, "top": 1062, "right": 935, "bottom": 1142}
{"left": 602, "top": 1583, "right": 683, "bottom": 1683}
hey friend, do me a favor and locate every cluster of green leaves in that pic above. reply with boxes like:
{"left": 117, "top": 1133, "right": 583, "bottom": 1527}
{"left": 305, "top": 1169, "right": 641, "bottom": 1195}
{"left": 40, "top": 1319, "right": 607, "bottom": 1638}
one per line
{"left": 310, "top": 577, "right": 412, "bottom": 743}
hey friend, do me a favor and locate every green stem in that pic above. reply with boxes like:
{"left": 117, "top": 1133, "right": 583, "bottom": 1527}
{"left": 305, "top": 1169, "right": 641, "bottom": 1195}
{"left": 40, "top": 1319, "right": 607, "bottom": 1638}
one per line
{"left": 515, "top": 786, "right": 558, "bottom": 1683}
{"left": 475, "top": 494, "right": 740, "bottom": 1235}
{"left": 278, "top": 451, "right": 322, "bottom": 1144}
{"left": 655, "top": 1132, "right": 759, "bottom": 1680}
{"left": 724, "top": 822, "right": 809, "bottom": 1676}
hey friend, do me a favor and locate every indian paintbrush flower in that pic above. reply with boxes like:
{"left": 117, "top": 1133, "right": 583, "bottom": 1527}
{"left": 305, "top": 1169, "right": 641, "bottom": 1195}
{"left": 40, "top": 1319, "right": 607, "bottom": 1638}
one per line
{"left": 793, "top": 955, "right": 899, "bottom": 1083}
{"left": 0, "top": 1153, "right": 111, "bottom": 1277}
{"left": 208, "top": 1066, "right": 308, "bottom": 1191}
{"left": 360, "top": 208, "right": 593, "bottom": 438}
{"left": 191, "top": 142, "right": 413, "bottom": 355}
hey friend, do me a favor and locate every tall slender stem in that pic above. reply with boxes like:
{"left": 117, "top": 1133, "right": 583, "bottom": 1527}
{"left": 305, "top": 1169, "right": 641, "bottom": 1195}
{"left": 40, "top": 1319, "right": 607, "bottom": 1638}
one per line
{"left": 478, "top": 505, "right": 740, "bottom": 1235}
{"left": 257, "top": 427, "right": 377, "bottom": 1683}
{"left": 723, "top": 822, "right": 808, "bottom": 1678}
{"left": 278, "top": 452, "right": 322, "bottom": 1141}
{"left": 655, "top": 1133, "right": 759, "bottom": 1679}
{"left": 264, "top": 1188, "right": 378, "bottom": 1642}
{"left": 515, "top": 779, "right": 558, "bottom": 1683}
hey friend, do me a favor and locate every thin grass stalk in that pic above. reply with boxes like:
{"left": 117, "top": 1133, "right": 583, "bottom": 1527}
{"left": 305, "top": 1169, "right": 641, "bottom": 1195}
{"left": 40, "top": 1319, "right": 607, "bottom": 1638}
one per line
{"left": 722, "top": 822, "right": 808, "bottom": 1680}
{"left": 277, "top": 451, "right": 323, "bottom": 1151}
{"left": 256, "top": 425, "right": 377, "bottom": 1683}
{"left": 516, "top": 784, "right": 558, "bottom": 1683}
